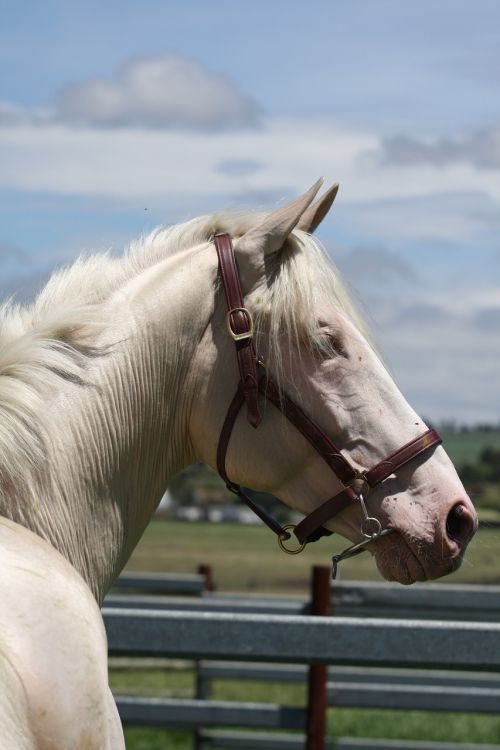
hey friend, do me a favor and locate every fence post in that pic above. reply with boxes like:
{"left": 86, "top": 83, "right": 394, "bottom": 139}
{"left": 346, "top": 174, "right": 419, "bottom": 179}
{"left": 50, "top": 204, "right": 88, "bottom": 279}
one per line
{"left": 198, "top": 564, "right": 215, "bottom": 592}
{"left": 194, "top": 563, "right": 214, "bottom": 750}
{"left": 305, "top": 565, "right": 331, "bottom": 750}
{"left": 193, "top": 661, "right": 209, "bottom": 750}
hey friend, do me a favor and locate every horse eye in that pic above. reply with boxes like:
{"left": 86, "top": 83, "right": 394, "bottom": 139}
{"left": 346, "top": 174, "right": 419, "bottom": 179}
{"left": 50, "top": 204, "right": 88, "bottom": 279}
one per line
{"left": 313, "top": 330, "right": 345, "bottom": 359}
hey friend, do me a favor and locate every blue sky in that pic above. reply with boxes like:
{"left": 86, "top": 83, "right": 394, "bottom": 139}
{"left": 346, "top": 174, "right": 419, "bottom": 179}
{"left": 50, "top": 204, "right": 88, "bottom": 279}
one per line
{"left": 1, "top": 1, "right": 499, "bottom": 423}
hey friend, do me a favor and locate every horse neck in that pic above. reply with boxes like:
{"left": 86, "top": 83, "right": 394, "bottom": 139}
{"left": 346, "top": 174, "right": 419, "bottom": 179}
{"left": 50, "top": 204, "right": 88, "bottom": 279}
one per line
{"left": 17, "top": 246, "right": 216, "bottom": 603}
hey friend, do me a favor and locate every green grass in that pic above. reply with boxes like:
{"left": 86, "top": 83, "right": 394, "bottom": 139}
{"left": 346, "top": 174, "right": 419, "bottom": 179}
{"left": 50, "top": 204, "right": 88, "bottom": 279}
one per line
{"left": 118, "top": 520, "right": 500, "bottom": 748}
{"left": 123, "top": 728, "right": 189, "bottom": 750}
{"left": 111, "top": 663, "right": 500, "bottom": 748}
{"left": 441, "top": 427, "right": 500, "bottom": 465}
{"left": 122, "top": 716, "right": 500, "bottom": 750}
{"left": 125, "top": 519, "right": 500, "bottom": 593}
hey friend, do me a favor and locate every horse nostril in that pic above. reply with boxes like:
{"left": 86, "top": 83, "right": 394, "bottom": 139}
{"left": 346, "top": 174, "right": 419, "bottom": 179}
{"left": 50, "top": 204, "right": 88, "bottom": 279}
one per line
{"left": 445, "top": 503, "right": 476, "bottom": 546}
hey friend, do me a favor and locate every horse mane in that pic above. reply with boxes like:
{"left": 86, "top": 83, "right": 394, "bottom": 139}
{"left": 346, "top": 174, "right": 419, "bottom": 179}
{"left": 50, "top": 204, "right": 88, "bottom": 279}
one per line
{"left": 0, "top": 212, "right": 369, "bottom": 484}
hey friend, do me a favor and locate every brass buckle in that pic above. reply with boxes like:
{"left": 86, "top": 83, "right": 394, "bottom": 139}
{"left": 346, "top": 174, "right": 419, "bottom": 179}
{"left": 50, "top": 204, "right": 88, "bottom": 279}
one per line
{"left": 278, "top": 524, "right": 306, "bottom": 555}
{"left": 227, "top": 307, "right": 254, "bottom": 342}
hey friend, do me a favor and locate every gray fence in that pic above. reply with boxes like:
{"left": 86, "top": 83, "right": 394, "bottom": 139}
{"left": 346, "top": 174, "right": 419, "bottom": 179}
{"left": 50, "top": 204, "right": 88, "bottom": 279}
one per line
{"left": 107, "top": 575, "right": 500, "bottom": 622}
{"left": 104, "top": 571, "right": 500, "bottom": 750}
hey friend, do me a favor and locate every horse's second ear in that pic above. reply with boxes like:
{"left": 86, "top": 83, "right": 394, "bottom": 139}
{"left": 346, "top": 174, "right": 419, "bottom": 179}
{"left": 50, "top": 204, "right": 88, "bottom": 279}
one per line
{"left": 235, "top": 180, "right": 323, "bottom": 280}
{"left": 297, "top": 183, "right": 339, "bottom": 233}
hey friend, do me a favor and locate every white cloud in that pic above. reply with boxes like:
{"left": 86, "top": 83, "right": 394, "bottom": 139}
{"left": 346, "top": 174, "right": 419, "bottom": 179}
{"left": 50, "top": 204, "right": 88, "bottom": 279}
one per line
{"left": 340, "top": 189, "right": 500, "bottom": 246}
{"left": 216, "top": 159, "right": 265, "bottom": 178}
{"left": 377, "top": 129, "right": 500, "bottom": 171}
{"left": 0, "top": 102, "right": 52, "bottom": 127}
{"left": 473, "top": 307, "right": 500, "bottom": 333}
{"left": 1, "top": 115, "right": 500, "bottom": 213}
{"left": 335, "top": 246, "right": 418, "bottom": 284}
{"left": 1, "top": 101, "right": 498, "bottom": 425}
{"left": 0, "top": 117, "right": 375, "bottom": 198}
{"left": 331, "top": 245, "right": 500, "bottom": 424}
{"left": 0, "top": 54, "right": 261, "bottom": 132}
{"left": 379, "top": 312, "right": 499, "bottom": 424}
{"left": 56, "top": 55, "right": 261, "bottom": 130}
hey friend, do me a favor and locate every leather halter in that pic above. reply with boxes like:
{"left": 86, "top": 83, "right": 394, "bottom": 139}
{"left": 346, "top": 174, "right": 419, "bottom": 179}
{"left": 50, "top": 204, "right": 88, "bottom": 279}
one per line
{"left": 214, "top": 233, "right": 442, "bottom": 556}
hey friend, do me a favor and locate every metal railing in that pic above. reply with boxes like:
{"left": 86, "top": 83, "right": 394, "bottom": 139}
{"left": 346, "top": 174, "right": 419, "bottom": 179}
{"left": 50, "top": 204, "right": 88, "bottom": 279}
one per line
{"left": 104, "top": 569, "right": 500, "bottom": 750}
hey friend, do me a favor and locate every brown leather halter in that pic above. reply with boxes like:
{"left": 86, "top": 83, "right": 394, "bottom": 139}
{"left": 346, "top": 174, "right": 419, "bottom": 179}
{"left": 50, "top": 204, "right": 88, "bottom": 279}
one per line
{"left": 214, "top": 233, "right": 442, "bottom": 571}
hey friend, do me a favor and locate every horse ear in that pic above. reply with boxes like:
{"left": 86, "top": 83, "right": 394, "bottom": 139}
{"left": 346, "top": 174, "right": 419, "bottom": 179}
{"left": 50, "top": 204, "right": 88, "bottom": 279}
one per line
{"left": 236, "top": 179, "right": 324, "bottom": 272}
{"left": 297, "top": 183, "right": 339, "bottom": 233}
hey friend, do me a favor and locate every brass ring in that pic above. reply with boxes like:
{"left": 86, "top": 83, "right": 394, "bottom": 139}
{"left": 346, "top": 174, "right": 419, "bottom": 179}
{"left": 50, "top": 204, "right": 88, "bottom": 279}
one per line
{"left": 278, "top": 524, "right": 306, "bottom": 555}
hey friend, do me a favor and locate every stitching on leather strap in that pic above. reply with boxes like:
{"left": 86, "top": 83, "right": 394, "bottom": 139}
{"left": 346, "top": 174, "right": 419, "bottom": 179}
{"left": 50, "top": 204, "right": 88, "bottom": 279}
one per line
{"left": 259, "top": 376, "right": 357, "bottom": 484}
{"left": 365, "top": 428, "right": 442, "bottom": 486}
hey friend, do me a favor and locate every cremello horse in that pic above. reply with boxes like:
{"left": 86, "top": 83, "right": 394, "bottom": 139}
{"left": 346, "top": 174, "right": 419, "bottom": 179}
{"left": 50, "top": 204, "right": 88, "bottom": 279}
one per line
{"left": 0, "top": 181, "right": 477, "bottom": 747}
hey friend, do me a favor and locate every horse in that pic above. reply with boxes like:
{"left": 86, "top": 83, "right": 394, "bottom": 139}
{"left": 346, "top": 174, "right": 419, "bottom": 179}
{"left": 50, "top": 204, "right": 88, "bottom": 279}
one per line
{"left": 0, "top": 180, "right": 477, "bottom": 747}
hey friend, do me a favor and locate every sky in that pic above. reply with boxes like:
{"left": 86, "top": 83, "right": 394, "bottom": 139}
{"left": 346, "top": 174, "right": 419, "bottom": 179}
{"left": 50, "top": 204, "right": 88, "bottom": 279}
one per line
{"left": 1, "top": 0, "right": 499, "bottom": 424}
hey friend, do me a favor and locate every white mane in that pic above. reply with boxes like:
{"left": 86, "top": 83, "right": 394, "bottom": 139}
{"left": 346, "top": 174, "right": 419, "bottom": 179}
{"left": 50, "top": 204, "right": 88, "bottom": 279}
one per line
{"left": 0, "top": 212, "right": 368, "bottom": 487}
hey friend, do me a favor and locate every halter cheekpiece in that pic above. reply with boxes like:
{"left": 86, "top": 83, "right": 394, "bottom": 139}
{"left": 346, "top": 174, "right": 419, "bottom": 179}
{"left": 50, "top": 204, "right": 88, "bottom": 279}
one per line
{"left": 214, "top": 233, "right": 442, "bottom": 577}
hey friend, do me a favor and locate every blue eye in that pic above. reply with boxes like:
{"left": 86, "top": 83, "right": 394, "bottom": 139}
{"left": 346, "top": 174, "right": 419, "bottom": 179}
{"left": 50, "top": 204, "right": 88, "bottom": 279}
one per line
{"left": 312, "top": 329, "right": 346, "bottom": 359}
{"left": 313, "top": 337, "right": 331, "bottom": 356}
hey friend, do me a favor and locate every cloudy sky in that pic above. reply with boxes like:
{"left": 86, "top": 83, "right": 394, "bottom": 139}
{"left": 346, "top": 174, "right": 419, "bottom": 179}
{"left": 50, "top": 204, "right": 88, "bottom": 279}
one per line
{"left": 1, "top": 0, "right": 499, "bottom": 424}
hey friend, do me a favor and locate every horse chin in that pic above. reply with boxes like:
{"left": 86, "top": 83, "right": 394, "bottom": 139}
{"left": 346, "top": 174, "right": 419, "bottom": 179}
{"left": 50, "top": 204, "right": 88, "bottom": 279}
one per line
{"left": 373, "top": 529, "right": 466, "bottom": 585}
{"left": 374, "top": 546, "right": 427, "bottom": 585}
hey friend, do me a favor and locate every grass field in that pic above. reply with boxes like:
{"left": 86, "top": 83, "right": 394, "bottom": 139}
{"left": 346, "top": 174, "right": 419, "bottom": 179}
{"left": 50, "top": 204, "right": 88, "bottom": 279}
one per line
{"left": 440, "top": 427, "right": 500, "bottom": 465}
{"left": 112, "top": 665, "right": 500, "bottom": 749}
{"left": 119, "top": 425, "right": 500, "bottom": 746}
{"left": 126, "top": 518, "right": 500, "bottom": 592}
{"left": 115, "top": 519, "right": 500, "bottom": 749}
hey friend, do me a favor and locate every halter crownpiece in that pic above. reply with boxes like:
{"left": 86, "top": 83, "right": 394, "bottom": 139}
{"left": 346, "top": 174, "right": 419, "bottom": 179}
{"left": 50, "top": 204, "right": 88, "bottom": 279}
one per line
{"left": 214, "top": 233, "right": 442, "bottom": 578}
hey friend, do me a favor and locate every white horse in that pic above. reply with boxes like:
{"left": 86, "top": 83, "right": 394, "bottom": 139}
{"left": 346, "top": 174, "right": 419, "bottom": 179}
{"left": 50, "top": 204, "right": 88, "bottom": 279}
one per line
{"left": 0, "top": 181, "right": 477, "bottom": 747}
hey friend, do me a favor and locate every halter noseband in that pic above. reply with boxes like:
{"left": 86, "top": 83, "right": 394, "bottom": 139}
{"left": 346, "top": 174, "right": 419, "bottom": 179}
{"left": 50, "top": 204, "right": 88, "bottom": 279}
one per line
{"left": 214, "top": 233, "right": 442, "bottom": 576}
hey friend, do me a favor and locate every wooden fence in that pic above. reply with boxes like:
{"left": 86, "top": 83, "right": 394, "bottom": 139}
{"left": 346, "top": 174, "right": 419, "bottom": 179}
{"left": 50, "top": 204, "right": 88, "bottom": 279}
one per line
{"left": 104, "top": 569, "right": 500, "bottom": 750}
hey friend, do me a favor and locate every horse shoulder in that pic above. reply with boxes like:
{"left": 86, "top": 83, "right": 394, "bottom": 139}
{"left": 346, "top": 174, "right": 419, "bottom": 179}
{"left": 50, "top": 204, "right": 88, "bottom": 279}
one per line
{"left": 0, "top": 646, "right": 37, "bottom": 749}
{"left": 0, "top": 518, "right": 124, "bottom": 749}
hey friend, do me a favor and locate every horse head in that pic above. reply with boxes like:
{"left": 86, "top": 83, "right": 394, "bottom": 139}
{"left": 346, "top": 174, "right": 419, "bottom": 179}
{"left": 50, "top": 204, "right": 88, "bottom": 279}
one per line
{"left": 191, "top": 180, "right": 477, "bottom": 584}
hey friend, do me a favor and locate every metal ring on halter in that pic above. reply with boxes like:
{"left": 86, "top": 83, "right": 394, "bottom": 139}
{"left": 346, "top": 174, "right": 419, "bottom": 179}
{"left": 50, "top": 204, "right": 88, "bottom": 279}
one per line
{"left": 357, "top": 493, "right": 383, "bottom": 539}
{"left": 278, "top": 524, "right": 306, "bottom": 555}
{"left": 360, "top": 516, "right": 383, "bottom": 539}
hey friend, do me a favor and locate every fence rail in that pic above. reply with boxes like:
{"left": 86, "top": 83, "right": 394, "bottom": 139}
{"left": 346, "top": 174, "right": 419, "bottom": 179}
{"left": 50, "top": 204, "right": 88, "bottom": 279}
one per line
{"left": 195, "top": 662, "right": 500, "bottom": 714}
{"left": 104, "top": 608, "right": 500, "bottom": 670}
{"left": 106, "top": 569, "right": 500, "bottom": 750}
{"left": 106, "top": 577, "right": 500, "bottom": 621}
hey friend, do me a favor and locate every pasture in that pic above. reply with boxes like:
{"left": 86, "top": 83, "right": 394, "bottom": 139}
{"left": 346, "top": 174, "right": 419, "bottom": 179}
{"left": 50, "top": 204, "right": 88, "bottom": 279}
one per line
{"left": 114, "top": 520, "right": 500, "bottom": 749}
{"left": 439, "top": 427, "right": 500, "bottom": 465}
{"left": 115, "top": 676, "right": 500, "bottom": 750}
{"left": 114, "top": 430, "right": 500, "bottom": 748}
{"left": 126, "top": 518, "right": 500, "bottom": 593}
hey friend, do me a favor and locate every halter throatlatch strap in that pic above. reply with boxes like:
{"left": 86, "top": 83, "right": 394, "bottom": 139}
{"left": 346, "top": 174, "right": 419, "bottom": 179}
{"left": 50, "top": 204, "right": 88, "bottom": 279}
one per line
{"left": 214, "top": 232, "right": 443, "bottom": 547}
{"left": 215, "top": 232, "right": 290, "bottom": 539}
{"left": 216, "top": 384, "right": 291, "bottom": 540}
{"left": 214, "top": 232, "right": 261, "bottom": 428}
